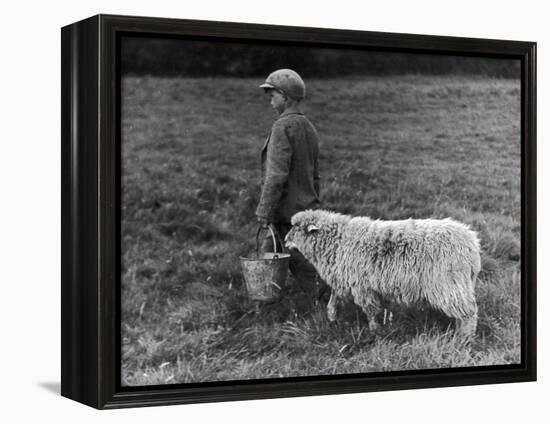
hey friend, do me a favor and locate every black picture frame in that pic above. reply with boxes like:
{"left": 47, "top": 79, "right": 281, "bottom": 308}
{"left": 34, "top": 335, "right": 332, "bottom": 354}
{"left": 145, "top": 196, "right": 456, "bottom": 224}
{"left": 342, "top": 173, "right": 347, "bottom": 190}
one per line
{"left": 61, "top": 14, "right": 537, "bottom": 409}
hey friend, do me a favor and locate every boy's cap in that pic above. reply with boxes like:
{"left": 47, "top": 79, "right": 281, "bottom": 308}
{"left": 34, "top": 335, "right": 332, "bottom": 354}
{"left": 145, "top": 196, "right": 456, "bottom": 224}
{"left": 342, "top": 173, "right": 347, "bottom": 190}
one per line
{"left": 260, "top": 69, "right": 306, "bottom": 101}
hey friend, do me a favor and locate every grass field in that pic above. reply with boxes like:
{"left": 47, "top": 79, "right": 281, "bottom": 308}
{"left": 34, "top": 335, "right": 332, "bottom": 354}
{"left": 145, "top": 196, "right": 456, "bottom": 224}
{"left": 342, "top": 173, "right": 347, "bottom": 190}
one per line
{"left": 120, "top": 75, "right": 521, "bottom": 386}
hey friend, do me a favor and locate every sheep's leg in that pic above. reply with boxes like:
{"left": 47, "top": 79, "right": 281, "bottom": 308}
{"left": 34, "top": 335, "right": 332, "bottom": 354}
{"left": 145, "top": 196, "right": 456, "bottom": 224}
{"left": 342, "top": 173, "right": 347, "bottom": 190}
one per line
{"left": 358, "top": 291, "right": 382, "bottom": 332}
{"left": 327, "top": 290, "right": 338, "bottom": 322}
{"left": 437, "top": 283, "right": 478, "bottom": 337}
{"left": 362, "top": 304, "right": 381, "bottom": 332}
{"left": 456, "top": 308, "right": 478, "bottom": 337}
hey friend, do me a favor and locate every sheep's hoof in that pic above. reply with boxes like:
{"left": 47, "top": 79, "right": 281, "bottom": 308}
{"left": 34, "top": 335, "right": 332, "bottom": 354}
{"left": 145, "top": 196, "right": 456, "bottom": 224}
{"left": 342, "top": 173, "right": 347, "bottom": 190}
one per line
{"left": 327, "top": 308, "right": 337, "bottom": 322}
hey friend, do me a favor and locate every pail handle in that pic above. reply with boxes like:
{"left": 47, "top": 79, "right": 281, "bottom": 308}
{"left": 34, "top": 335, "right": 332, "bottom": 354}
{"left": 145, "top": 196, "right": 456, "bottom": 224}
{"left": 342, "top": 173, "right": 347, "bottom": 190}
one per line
{"left": 256, "top": 224, "right": 284, "bottom": 257}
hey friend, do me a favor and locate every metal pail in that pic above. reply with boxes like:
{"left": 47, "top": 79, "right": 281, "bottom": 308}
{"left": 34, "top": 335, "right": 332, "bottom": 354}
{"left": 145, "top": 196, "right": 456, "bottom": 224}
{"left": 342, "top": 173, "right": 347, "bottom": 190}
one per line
{"left": 240, "top": 225, "right": 290, "bottom": 302}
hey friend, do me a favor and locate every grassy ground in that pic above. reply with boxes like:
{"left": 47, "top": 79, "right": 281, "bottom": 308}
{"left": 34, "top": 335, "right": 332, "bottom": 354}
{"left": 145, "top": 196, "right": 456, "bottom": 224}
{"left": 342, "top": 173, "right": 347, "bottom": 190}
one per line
{"left": 120, "top": 75, "right": 521, "bottom": 386}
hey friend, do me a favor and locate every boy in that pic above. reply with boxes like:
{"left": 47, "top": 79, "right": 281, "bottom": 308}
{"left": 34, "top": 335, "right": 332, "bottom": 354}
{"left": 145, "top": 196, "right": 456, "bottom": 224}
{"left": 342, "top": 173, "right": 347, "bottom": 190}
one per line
{"left": 256, "top": 69, "right": 322, "bottom": 295}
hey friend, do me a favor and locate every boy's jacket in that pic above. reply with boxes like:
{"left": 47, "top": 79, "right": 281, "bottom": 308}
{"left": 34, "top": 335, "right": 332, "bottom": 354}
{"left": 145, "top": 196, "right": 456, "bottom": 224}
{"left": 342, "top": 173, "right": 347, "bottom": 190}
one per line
{"left": 256, "top": 110, "right": 321, "bottom": 223}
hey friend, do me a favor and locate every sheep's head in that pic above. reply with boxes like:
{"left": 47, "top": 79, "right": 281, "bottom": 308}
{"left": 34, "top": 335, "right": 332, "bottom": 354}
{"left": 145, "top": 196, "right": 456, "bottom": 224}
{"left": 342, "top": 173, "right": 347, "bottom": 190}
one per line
{"left": 285, "top": 210, "right": 348, "bottom": 260}
{"left": 285, "top": 211, "right": 320, "bottom": 257}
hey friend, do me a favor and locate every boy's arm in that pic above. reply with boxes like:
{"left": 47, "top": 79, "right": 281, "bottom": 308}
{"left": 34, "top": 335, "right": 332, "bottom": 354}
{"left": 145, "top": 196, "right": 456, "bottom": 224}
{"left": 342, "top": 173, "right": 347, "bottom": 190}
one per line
{"left": 256, "top": 123, "right": 292, "bottom": 221}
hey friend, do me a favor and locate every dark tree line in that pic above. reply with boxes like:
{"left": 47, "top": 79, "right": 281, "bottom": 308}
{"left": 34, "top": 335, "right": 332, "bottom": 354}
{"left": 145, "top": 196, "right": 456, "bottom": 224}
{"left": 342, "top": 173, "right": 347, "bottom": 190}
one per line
{"left": 121, "top": 36, "right": 519, "bottom": 78}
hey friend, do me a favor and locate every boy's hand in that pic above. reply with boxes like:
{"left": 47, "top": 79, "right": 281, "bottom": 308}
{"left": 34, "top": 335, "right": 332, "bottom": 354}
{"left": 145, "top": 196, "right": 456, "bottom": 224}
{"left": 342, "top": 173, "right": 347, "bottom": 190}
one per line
{"left": 257, "top": 216, "right": 270, "bottom": 228}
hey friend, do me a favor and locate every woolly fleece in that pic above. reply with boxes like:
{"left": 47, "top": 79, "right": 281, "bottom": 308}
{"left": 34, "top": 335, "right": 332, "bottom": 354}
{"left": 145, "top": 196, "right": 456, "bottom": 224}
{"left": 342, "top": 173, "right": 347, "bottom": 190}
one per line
{"left": 285, "top": 210, "right": 481, "bottom": 336}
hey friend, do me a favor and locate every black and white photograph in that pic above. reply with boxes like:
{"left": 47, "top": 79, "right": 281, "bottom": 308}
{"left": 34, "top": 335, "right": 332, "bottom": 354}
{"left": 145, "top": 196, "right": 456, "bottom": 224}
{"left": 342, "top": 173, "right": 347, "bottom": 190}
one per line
{"left": 4, "top": 0, "right": 547, "bottom": 420}
{"left": 120, "top": 35, "right": 523, "bottom": 386}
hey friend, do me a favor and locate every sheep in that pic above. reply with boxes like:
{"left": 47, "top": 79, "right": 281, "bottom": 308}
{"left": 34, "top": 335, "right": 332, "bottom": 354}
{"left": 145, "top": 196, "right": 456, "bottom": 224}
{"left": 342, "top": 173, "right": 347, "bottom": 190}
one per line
{"left": 284, "top": 209, "right": 481, "bottom": 336}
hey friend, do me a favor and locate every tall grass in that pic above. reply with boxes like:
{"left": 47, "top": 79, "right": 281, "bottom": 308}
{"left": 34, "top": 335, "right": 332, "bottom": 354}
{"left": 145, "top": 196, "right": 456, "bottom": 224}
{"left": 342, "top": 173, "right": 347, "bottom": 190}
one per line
{"left": 121, "top": 75, "right": 520, "bottom": 386}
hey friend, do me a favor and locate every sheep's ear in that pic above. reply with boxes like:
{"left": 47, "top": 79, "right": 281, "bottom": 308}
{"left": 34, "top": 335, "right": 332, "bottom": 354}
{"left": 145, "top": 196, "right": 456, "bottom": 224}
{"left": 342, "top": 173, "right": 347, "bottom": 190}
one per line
{"left": 307, "top": 224, "right": 320, "bottom": 233}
